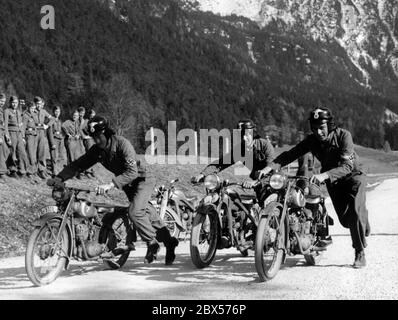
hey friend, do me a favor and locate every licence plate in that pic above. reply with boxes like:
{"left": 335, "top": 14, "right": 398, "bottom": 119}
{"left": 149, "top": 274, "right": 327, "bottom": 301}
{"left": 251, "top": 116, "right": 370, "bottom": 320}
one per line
{"left": 39, "top": 206, "right": 59, "bottom": 216}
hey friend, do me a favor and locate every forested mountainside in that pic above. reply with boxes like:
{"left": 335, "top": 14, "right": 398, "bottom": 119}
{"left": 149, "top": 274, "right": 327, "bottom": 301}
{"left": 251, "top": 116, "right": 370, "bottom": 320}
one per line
{"left": 1, "top": 0, "right": 397, "bottom": 151}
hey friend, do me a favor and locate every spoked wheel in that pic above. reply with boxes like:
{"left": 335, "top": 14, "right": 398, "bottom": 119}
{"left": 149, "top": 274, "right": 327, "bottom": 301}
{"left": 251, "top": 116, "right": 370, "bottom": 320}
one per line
{"left": 25, "top": 219, "right": 70, "bottom": 286}
{"left": 190, "top": 211, "right": 218, "bottom": 268}
{"left": 304, "top": 251, "right": 323, "bottom": 265}
{"left": 99, "top": 214, "right": 132, "bottom": 269}
{"left": 255, "top": 204, "right": 285, "bottom": 282}
{"left": 163, "top": 209, "right": 181, "bottom": 239}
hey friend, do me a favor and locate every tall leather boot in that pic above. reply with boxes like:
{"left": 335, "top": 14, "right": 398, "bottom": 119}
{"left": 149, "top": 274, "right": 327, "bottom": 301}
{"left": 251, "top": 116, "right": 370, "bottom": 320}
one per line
{"left": 156, "top": 227, "right": 179, "bottom": 265}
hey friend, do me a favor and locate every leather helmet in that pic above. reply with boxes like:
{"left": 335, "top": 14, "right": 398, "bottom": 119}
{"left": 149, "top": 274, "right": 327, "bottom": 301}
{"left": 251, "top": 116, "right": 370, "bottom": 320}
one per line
{"left": 87, "top": 115, "right": 109, "bottom": 137}
{"left": 237, "top": 119, "right": 256, "bottom": 130}
{"left": 308, "top": 108, "right": 333, "bottom": 125}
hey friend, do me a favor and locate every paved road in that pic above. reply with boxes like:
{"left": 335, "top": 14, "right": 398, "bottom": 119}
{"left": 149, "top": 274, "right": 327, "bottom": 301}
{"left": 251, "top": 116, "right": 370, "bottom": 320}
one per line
{"left": 0, "top": 179, "right": 397, "bottom": 300}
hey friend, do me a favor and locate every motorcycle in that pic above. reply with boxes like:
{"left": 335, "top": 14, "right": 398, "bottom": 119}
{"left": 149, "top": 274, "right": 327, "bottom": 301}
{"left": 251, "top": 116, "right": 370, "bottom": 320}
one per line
{"left": 189, "top": 174, "right": 260, "bottom": 268}
{"left": 254, "top": 172, "right": 333, "bottom": 282}
{"left": 25, "top": 184, "right": 136, "bottom": 286}
{"left": 151, "top": 178, "right": 200, "bottom": 240}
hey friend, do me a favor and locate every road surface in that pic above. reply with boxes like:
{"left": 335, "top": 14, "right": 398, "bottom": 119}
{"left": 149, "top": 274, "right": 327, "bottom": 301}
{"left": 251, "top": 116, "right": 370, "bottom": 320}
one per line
{"left": 0, "top": 179, "right": 397, "bottom": 300}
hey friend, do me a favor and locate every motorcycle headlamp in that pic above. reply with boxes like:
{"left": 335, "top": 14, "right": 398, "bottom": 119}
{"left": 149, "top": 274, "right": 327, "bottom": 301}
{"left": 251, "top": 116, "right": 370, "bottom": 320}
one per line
{"left": 204, "top": 174, "right": 220, "bottom": 191}
{"left": 270, "top": 174, "right": 286, "bottom": 190}
{"left": 52, "top": 188, "right": 68, "bottom": 202}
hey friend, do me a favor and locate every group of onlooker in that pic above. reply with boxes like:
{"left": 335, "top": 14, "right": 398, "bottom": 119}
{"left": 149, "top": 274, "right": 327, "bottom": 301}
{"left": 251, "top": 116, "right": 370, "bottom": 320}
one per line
{"left": 0, "top": 93, "right": 96, "bottom": 182}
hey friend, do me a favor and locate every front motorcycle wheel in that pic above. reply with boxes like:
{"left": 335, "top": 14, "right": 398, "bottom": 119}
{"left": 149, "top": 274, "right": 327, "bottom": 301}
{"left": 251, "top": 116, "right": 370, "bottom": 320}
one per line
{"left": 99, "top": 213, "right": 132, "bottom": 269}
{"left": 25, "top": 219, "right": 70, "bottom": 286}
{"left": 255, "top": 205, "right": 285, "bottom": 282}
{"left": 190, "top": 211, "right": 218, "bottom": 268}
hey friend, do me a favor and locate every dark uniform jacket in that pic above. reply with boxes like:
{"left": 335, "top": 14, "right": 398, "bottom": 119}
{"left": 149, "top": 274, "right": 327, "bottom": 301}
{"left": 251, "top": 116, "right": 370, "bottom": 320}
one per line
{"left": 36, "top": 108, "right": 54, "bottom": 130}
{"left": 62, "top": 120, "right": 82, "bottom": 139}
{"left": 202, "top": 136, "right": 275, "bottom": 180}
{"left": 274, "top": 127, "right": 362, "bottom": 183}
{"left": 22, "top": 110, "right": 39, "bottom": 137}
{"left": 58, "top": 135, "right": 147, "bottom": 189}
{"left": 4, "top": 108, "right": 24, "bottom": 136}
{"left": 0, "top": 109, "right": 5, "bottom": 139}
{"left": 47, "top": 118, "right": 64, "bottom": 147}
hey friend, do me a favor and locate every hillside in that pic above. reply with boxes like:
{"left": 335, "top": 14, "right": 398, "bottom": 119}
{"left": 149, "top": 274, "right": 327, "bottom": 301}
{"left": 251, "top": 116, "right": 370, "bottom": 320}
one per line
{"left": 0, "top": 0, "right": 397, "bottom": 151}
{"left": 1, "top": 147, "right": 398, "bottom": 258}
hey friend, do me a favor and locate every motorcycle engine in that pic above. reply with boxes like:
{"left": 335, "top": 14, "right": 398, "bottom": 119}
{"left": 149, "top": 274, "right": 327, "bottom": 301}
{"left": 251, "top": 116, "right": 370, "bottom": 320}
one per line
{"left": 289, "top": 210, "right": 315, "bottom": 254}
{"left": 75, "top": 221, "right": 103, "bottom": 258}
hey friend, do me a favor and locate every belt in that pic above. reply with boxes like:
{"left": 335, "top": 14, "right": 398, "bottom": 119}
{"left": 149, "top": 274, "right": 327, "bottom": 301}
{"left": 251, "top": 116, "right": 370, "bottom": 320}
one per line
{"left": 26, "top": 128, "right": 37, "bottom": 135}
{"left": 8, "top": 128, "right": 23, "bottom": 132}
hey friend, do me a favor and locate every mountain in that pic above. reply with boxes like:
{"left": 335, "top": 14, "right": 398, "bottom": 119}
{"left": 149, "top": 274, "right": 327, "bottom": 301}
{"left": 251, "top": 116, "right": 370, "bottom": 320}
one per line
{"left": 186, "top": 0, "right": 398, "bottom": 91}
{"left": 0, "top": 0, "right": 397, "bottom": 151}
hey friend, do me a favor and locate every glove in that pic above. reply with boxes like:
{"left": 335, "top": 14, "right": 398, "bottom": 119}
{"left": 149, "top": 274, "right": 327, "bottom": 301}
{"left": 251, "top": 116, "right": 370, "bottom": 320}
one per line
{"left": 258, "top": 166, "right": 273, "bottom": 179}
{"left": 47, "top": 176, "right": 64, "bottom": 188}
{"left": 95, "top": 183, "right": 115, "bottom": 195}
{"left": 191, "top": 174, "right": 205, "bottom": 184}
{"left": 310, "top": 173, "right": 329, "bottom": 184}
{"left": 242, "top": 180, "right": 257, "bottom": 189}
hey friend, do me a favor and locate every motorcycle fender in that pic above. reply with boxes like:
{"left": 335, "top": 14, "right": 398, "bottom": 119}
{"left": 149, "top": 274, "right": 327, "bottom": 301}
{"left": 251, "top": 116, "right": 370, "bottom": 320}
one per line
{"left": 31, "top": 213, "right": 63, "bottom": 227}
{"left": 31, "top": 214, "right": 73, "bottom": 266}
{"left": 165, "top": 207, "right": 185, "bottom": 231}
{"left": 259, "top": 202, "right": 283, "bottom": 218}
{"left": 259, "top": 202, "right": 288, "bottom": 259}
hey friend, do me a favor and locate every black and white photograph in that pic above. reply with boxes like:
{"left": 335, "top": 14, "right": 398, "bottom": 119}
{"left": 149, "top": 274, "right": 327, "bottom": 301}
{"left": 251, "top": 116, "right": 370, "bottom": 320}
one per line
{"left": 0, "top": 0, "right": 398, "bottom": 306}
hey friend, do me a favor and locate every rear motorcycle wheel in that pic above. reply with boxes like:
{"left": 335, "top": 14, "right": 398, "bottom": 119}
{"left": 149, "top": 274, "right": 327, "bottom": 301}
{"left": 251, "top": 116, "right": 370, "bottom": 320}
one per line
{"left": 255, "top": 206, "right": 285, "bottom": 282}
{"left": 163, "top": 208, "right": 181, "bottom": 239}
{"left": 190, "top": 212, "right": 218, "bottom": 268}
{"left": 99, "top": 213, "right": 132, "bottom": 269}
{"left": 25, "top": 219, "right": 70, "bottom": 286}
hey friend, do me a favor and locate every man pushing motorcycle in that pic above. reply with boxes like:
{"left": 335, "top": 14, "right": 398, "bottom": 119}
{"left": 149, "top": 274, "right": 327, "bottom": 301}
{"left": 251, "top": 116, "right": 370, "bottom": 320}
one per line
{"left": 192, "top": 119, "right": 275, "bottom": 202}
{"left": 258, "top": 108, "right": 370, "bottom": 268}
{"left": 48, "top": 116, "right": 179, "bottom": 267}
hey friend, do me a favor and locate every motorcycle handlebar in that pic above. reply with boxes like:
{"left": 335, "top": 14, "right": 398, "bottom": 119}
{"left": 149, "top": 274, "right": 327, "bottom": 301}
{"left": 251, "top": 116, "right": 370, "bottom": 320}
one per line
{"left": 68, "top": 186, "right": 94, "bottom": 193}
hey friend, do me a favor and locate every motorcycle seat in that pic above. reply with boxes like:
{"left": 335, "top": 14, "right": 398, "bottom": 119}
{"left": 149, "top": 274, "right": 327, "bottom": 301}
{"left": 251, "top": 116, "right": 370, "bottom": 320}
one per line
{"left": 185, "top": 195, "right": 201, "bottom": 202}
{"left": 239, "top": 193, "right": 257, "bottom": 201}
{"left": 92, "top": 202, "right": 129, "bottom": 213}
{"left": 305, "top": 196, "right": 321, "bottom": 204}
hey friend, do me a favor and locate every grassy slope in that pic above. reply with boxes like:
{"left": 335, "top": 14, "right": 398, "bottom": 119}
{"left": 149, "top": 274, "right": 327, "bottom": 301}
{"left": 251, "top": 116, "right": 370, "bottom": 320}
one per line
{"left": 1, "top": 147, "right": 398, "bottom": 258}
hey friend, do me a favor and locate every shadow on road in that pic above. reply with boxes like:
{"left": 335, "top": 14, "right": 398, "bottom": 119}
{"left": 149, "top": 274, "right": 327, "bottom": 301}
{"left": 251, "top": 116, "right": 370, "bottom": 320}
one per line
{"left": 0, "top": 261, "right": 106, "bottom": 290}
{"left": 0, "top": 249, "right": 354, "bottom": 290}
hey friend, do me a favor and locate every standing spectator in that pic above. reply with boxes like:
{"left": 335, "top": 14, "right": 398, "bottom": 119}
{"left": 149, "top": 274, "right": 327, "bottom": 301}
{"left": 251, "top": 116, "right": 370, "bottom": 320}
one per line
{"left": 78, "top": 106, "right": 95, "bottom": 178}
{"left": 34, "top": 97, "right": 54, "bottom": 179}
{"left": 4, "top": 96, "right": 28, "bottom": 178}
{"left": 22, "top": 101, "right": 39, "bottom": 179}
{"left": 47, "top": 106, "right": 65, "bottom": 177}
{"left": 62, "top": 110, "right": 84, "bottom": 179}
{"left": 85, "top": 108, "right": 96, "bottom": 151}
{"left": 0, "top": 94, "right": 9, "bottom": 181}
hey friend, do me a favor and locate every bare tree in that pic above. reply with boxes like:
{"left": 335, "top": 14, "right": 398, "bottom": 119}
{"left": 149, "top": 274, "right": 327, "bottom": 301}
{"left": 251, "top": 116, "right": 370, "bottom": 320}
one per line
{"left": 100, "top": 73, "right": 154, "bottom": 147}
